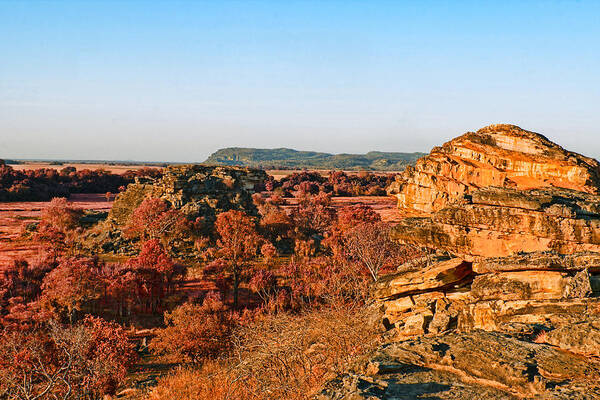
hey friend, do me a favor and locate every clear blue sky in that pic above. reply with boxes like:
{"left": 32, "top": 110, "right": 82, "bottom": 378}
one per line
{"left": 1, "top": 0, "right": 599, "bottom": 162}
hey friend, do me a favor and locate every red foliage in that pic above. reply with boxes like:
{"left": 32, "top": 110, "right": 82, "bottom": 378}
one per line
{"left": 80, "top": 315, "right": 138, "bottom": 394}
{"left": 127, "top": 239, "right": 181, "bottom": 312}
{"left": 128, "top": 239, "right": 175, "bottom": 277}
{"left": 0, "top": 317, "right": 137, "bottom": 398}
{"left": 268, "top": 170, "right": 395, "bottom": 198}
{"left": 323, "top": 204, "right": 382, "bottom": 259}
{"left": 215, "top": 210, "right": 262, "bottom": 307}
{"left": 125, "top": 197, "right": 187, "bottom": 244}
{"left": 36, "top": 197, "right": 84, "bottom": 244}
{"left": 41, "top": 257, "right": 104, "bottom": 323}
{"left": 336, "top": 204, "right": 381, "bottom": 230}
{"left": 248, "top": 269, "right": 277, "bottom": 303}
{"left": 291, "top": 192, "right": 336, "bottom": 239}
{"left": 0, "top": 163, "right": 162, "bottom": 202}
{"left": 150, "top": 292, "right": 235, "bottom": 362}
{"left": 260, "top": 242, "right": 277, "bottom": 261}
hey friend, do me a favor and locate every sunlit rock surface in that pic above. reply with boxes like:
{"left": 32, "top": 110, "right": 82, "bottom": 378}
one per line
{"left": 388, "top": 124, "right": 600, "bottom": 214}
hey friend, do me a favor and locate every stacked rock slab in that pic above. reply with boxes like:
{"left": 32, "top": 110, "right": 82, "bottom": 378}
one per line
{"left": 387, "top": 124, "right": 600, "bottom": 214}
{"left": 391, "top": 186, "right": 600, "bottom": 258}
{"left": 381, "top": 126, "right": 600, "bottom": 338}
{"left": 317, "top": 125, "right": 600, "bottom": 399}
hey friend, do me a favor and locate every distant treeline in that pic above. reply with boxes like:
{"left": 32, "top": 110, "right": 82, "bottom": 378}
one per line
{"left": 0, "top": 160, "right": 163, "bottom": 202}
{"left": 268, "top": 170, "right": 396, "bottom": 197}
{"left": 205, "top": 147, "right": 426, "bottom": 171}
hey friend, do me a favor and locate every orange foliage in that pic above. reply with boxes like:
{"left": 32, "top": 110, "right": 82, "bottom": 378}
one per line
{"left": 215, "top": 210, "right": 262, "bottom": 307}
{"left": 150, "top": 293, "right": 235, "bottom": 363}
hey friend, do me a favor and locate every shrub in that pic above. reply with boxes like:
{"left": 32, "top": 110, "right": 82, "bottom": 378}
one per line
{"left": 148, "top": 362, "right": 250, "bottom": 400}
{"left": 150, "top": 293, "right": 235, "bottom": 363}
{"left": 230, "top": 306, "right": 380, "bottom": 399}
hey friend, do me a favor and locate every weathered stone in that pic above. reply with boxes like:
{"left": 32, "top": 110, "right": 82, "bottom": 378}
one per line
{"left": 398, "top": 313, "right": 431, "bottom": 338}
{"left": 428, "top": 299, "right": 453, "bottom": 334}
{"left": 545, "top": 317, "right": 600, "bottom": 357}
{"left": 388, "top": 124, "right": 600, "bottom": 214}
{"left": 84, "top": 165, "right": 267, "bottom": 256}
{"left": 109, "top": 164, "right": 267, "bottom": 225}
{"left": 386, "top": 331, "right": 600, "bottom": 398}
{"left": 470, "top": 271, "right": 573, "bottom": 301}
{"left": 473, "top": 251, "right": 600, "bottom": 274}
{"left": 563, "top": 269, "right": 593, "bottom": 298}
{"left": 375, "top": 258, "right": 472, "bottom": 299}
{"left": 392, "top": 187, "right": 600, "bottom": 258}
{"left": 457, "top": 298, "right": 600, "bottom": 332}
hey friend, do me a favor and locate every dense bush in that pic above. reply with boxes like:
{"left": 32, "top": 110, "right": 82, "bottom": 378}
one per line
{"left": 266, "top": 170, "right": 396, "bottom": 197}
{"left": 150, "top": 292, "right": 236, "bottom": 362}
{"left": 0, "top": 317, "right": 137, "bottom": 399}
{"left": 148, "top": 306, "right": 379, "bottom": 400}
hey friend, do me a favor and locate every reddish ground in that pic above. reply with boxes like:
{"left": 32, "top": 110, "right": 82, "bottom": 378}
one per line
{"left": 0, "top": 194, "right": 113, "bottom": 268}
{"left": 10, "top": 162, "right": 162, "bottom": 174}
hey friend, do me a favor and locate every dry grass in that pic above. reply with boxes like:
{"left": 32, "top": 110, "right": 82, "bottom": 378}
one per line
{"left": 147, "top": 304, "right": 380, "bottom": 400}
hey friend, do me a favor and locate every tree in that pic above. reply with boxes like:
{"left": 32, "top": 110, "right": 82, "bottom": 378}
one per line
{"left": 291, "top": 192, "right": 336, "bottom": 239}
{"left": 150, "top": 293, "right": 234, "bottom": 363}
{"left": 79, "top": 316, "right": 137, "bottom": 395}
{"left": 0, "top": 317, "right": 136, "bottom": 399}
{"left": 344, "top": 222, "right": 402, "bottom": 282}
{"left": 36, "top": 198, "right": 83, "bottom": 245}
{"left": 323, "top": 204, "right": 381, "bottom": 259}
{"left": 215, "top": 210, "right": 261, "bottom": 307}
{"left": 336, "top": 204, "right": 381, "bottom": 231}
{"left": 124, "top": 197, "right": 187, "bottom": 246}
{"left": 127, "top": 239, "right": 179, "bottom": 312}
{"left": 41, "top": 257, "right": 104, "bottom": 323}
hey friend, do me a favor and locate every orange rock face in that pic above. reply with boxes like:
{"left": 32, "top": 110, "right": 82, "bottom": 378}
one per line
{"left": 388, "top": 124, "right": 600, "bottom": 214}
{"left": 391, "top": 187, "right": 600, "bottom": 258}
{"left": 378, "top": 124, "right": 600, "bottom": 342}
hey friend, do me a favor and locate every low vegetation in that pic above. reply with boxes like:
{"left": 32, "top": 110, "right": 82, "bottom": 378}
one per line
{"left": 0, "top": 164, "right": 419, "bottom": 399}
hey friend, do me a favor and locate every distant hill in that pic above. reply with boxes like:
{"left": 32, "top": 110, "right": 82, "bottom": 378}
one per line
{"left": 204, "top": 148, "right": 426, "bottom": 171}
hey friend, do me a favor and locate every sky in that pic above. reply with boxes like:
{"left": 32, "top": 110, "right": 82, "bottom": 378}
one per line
{"left": 1, "top": 1, "right": 599, "bottom": 162}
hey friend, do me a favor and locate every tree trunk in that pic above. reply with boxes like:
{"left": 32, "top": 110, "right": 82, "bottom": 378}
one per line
{"left": 233, "top": 267, "right": 239, "bottom": 309}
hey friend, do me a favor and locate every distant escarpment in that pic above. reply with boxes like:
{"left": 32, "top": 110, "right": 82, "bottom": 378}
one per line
{"left": 319, "top": 125, "right": 600, "bottom": 399}
{"left": 204, "top": 147, "right": 426, "bottom": 171}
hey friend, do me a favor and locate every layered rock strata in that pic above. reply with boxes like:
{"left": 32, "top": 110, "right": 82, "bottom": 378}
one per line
{"left": 319, "top": 125, "right": 600, "bottom": 399}
{"left": 388, "top": 124, "right": 600, "bottom": 214}
{"left": 391, "top": 187, "right": 600, "bottom": 258}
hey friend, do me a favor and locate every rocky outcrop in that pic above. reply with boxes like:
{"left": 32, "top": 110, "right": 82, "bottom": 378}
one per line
{"left": 320, "top": 125, "right": 600, "bottom": 399}
{"left": 388, "top": 124, "right": 600, "bottom": 214}
{"left": 376, "top": 252, "right": 600, "bottom": 339}
{"left": 392, "top": 187, "right": 600, "bottom": 258}
{"left": 85, "top": 165, "right": 267, "bottom": 255}
{"left": 318, "top": 330, "right": 600, "bottom": 399}
{"left": 109, "top": 164, "right": 267, "bottom": 225}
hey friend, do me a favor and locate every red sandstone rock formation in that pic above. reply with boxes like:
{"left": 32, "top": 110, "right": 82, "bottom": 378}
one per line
{"left": 388, "top": 124, "right": 600, "bottom": 214}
